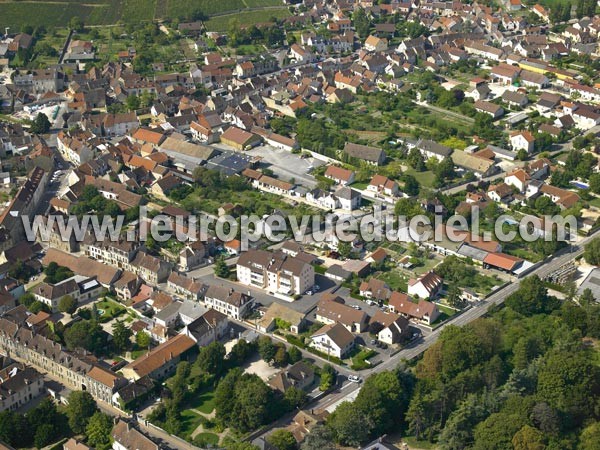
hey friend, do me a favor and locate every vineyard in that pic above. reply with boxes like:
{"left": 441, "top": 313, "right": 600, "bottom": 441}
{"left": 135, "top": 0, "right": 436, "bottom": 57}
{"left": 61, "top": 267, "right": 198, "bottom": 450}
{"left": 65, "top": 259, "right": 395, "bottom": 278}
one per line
{"left": 0, "top": 0, "right": 287, "bottom": 28}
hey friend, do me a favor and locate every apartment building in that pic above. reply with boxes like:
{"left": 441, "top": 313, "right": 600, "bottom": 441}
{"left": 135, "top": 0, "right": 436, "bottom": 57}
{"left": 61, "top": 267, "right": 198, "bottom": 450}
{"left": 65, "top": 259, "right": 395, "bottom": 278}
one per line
{"left": 203, "top": 285, "right": 253, "bottom": 320}
{"left": 0, "top": 364, "right": 44, "bottom": 412}
{"left": 236, "top": 250, "right": 315, "bottom": 296}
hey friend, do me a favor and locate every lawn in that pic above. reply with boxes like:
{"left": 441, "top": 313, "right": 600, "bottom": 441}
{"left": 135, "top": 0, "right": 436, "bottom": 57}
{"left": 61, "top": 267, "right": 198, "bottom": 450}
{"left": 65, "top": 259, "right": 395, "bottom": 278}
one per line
{"left": 185, "top": 390, "right": 215, "bottom": 414}
{"left": 403, "top": 168, "right": 436, "bottom": 189}
{"left": 95, "top": 298, "right": 126, "bottom": 322}
{"left": 349, "top": 347, "right": 377, "bottom": 370}
{"left": 204, "top": 8, "right": 291, "bottom": 31}
{"left": 350, "top": 181, "right": 370, "bottom": 191}
{"left": 588, "top": 197, "right": 600, "bottom": 208}
{"left": 377, "top": 269, "right": 409, "bottom": 292}
{"left": 180, "top": 409, "right": 204, "bottom": 440}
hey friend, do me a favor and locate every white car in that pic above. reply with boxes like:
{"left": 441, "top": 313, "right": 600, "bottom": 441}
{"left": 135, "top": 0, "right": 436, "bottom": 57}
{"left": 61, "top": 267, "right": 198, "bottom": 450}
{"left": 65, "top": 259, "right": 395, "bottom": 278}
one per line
{"left": 348, "top": 375, "right": 361, "bottom": 383}
{"left": 352, "top": 305, "right": 361, "bottom": 310}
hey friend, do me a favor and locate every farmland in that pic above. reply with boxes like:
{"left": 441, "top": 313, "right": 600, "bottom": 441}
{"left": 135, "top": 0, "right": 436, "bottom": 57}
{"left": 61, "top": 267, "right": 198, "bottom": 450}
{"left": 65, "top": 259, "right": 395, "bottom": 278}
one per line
{"left": 0, "top": 0, "right": 290, "bottom": 28}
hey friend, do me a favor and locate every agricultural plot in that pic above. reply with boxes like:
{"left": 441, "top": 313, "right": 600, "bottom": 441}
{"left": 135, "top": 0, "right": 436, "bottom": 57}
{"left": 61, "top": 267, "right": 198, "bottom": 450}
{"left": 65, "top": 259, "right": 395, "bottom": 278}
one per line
{"left": 204, "top": 8, "right": 291, "bottom": 31}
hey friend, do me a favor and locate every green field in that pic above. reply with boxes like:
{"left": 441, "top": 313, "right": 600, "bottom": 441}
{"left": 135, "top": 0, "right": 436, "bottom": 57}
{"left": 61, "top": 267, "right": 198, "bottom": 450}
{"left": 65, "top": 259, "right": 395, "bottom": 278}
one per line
{"left": 204, "top": 8, "right": 291, "bottom": 31}
{"left": 0, "top": 0, "right": 289, "bottom": 28}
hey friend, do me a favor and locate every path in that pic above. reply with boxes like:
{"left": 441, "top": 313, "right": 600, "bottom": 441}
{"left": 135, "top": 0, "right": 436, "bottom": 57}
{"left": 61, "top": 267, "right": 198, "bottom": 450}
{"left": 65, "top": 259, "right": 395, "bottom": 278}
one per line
{"left": 414, "top": 101, "right": 475, "bottom": 124}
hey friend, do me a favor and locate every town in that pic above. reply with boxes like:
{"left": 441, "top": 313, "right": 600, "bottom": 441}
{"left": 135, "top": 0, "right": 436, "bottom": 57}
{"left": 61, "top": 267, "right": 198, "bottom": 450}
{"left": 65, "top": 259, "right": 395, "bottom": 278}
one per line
{"left": 0, "top": 0, "right": 599, "bottom": 450}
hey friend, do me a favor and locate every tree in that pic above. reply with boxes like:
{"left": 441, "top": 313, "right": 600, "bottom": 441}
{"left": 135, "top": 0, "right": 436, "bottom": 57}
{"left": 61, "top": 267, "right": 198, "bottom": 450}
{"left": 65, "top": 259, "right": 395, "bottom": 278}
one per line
{"left": 64, "top": 319, "right": 106, "bottom": 355}
{"left": 258, "top": 336, "right": 277, "bottom": 363}
{"left": 579, "top": 422, "right": 600, "bottom": 450}
{"left": 125, "top": 94, "right": 140, "bottom": 111}
{"left": 136, "top": 330, "right": 151, "bottom": 349}
{"left": 284, "top": 386, "right": 307, "bottom": 410}
{"left": 407, "top": 148, "right": 426, "bottom": 171}
{"left": 34, "top": 423, "right": 57, "bottom": 449}
{"left": 584, "top": 237, "right": 600, "bottom": 265}
{"left": 29, "top": 301, "right": 51, "bottom": 314}
{"left": 353, "top": 8, "right": 371, "bottom": 38}
{"left": 112, "top": 320, "right": 132, "bottom": 352}
{"left": 58, "top": 295, "right": 77, "bottom": 314}
{"left": 446, "top": 285, "right": 464, "bottom": 308}
{"left": 30, "top": 112, "right": 51, "bottom": 134}
{"left": 287, "top": 346, "right": 302, "bottom": 364}
{"left": 402, "top": 174, "right": 420, "bottom": 196}
{"left": 506, "top": 275, "right": 558, "bottom": 316}
{"left": 19, "top": 292, "right": 35, "bottom": 308}
{"left": 274, "top": 345, "right": 289, "bottom": 367}
{"left": 337, "top": 241, "right": 352, "bottom": 259}
{"left": 301, "top": 424, "right": 335, "bottom": 450}
{"left": 328, "top": 401, "right": 372, "bottom": 446}
{"left": 319, "top": 364, "right": 336, "bottom": 391}
{"left": 86, "top": 412, "right": 113, "bottom": 450}
{"left": 69, "top": 16, "right": 84, "bottom": 32}
{"left": 66, "top": 391, "right": 97, "bottom": 434}
{"left": 214, "top": 257, "right": 230, "bottom": 278}
{"left": 512, "top": 425, "right": 545, "bottom": 450}
{"left": 197, "top": 341, "right": 226, "bottom": 375}
{"left": 267, "top": 430, "right": 297, "bottom": 450}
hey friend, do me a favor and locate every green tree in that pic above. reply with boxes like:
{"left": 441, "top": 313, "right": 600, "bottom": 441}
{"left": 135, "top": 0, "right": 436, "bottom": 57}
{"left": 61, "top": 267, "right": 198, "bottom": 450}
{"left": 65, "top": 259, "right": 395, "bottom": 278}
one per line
{"left": 30, "top": 112, "right": 51, "bottom": 134}
{"left": 284, "top": 386, "right": 307, "bottom": 410}
{"left": 579, "top": 422, "right": 600, "bottom": 450}
{"left": 125, "top": 95, "right": 140, "bottom": 111}
{"left": 69, "top": 16, "right": 84, "bottom": 32}
{"left": 64, "top": 319, "right": 106, "bottom": 355}
{"left": 258, "top": 336, "right": 277, "bottom": 363}
{"left": 112, "top": 320, "right": 132, "bottom": 352}
{"left": 214, "top": 257, "right": 230, "bottom": 278}
{"left": 34, "top": 423, "right": 57, "bottom": 449}
{"left": 584, "top": 237, "right": 600, "bottom": 265}
{"left": 353, "top": 8, "right": 371, "bottom": 38}
{"left": 319, "top": 364, "right": 336, "bottom": 391}
{"left": 85, "top": 412, "right": 113, "bottom": 450}
{"left": 29, "top": 301, "right": 51, "bottom": 314}
{"left": 512, "top": 425, "right": 546, "bottom": 450}
{"left": 136, "top": 330, "right": 151, "bottom": 349}
{"left": 274, "top": 345, "right": 289, "bottom": 367}
{"left": 407, "top": 148, "right": 426, "bottom": 171}
{"left": 506, "top": 275, "right": 558, "bottom": 316}
{"left": 66, "top": 391, "right": 97, "bottom": 434}
{"left": 19, "top": 292, "right": 35, "bottom": 308}
{"left": 267, "top": 430, "right": 297, "bottom": 450}
{"left": 287, "top": 346, "right": 302, "bottom": 364}
{"left": 328, "top": 401, "right": 371, "bottom": 446}
{"left": 58, "top": 295, "right": 77, "bottom": 314}
{"left": 300, "top": 424, "right": 335, "bottom": 450}
{"left": 196, "top": 341, "right": 226, "bottom": 375}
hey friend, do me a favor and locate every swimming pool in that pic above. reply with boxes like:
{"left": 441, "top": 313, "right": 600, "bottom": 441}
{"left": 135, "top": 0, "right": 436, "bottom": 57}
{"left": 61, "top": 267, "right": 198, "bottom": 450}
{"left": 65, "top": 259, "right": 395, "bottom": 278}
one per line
{"left": 570, "top": 180, "right": 589, "bottom": 190}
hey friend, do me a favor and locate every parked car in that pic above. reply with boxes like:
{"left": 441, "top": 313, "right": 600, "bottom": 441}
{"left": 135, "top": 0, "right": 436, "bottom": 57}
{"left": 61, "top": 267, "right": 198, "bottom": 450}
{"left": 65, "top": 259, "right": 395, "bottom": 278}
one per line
{"left": 352, "top": 305, "right": 361, "bottom": 310}
{"left": 348, "top": 375, "right": 361, "bottom": 383}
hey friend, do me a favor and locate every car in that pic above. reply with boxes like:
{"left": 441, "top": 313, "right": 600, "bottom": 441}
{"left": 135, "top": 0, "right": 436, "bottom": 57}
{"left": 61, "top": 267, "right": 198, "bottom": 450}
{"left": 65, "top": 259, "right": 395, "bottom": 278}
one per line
{"left": 352, "top": 305, "right": 361, "bottom": 310}
{"left": 348, "top": 375, "right": 361, "bottom": 383}
{"left": 314, "top": 285, "right": 320, "bottom": 291}
{"left": 370, "top": 339, "right": 377, "bottom": 345}
{"left": 306, "top": 290, "right": 313, "bottom": 296}
{"left": 366, "top": 300, "right": 375, "bottom": 306}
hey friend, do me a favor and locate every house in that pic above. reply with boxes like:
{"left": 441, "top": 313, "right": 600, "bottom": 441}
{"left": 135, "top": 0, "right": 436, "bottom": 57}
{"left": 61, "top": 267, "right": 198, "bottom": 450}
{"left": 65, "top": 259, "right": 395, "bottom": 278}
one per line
{"left": 129, "top": 251, "right": 172, "bottom": 284}
{"left": 335, "top": 186, "right": 361, "bottom": 210}
{"left": 474, "top": 100, "right": 504, "bottom": 119}
{"left": 364, "top": 35, "right": 388, "bottom": 52}
{"left": 504, "top": 169, "right": 530, "bottom": 193}
{"left": 359, "top": 278, "right": 391, "bottom": 301}
{"left": 510, "top": 130, "right": 536, "bottom": 153}
{"left": 415, "top": 138, "right": 453, "bottom": 161}
{"left": 367, "top": 175, "right": 399, "bottom": 197}
{"left": 179, "top": 241, "right": 206, "bottom": 271}
{"left": 112, "top": 420, "right": 159, "bottom": 450}
{"left": 490, "top": 63, "right": 520, "bottom": 84}
{"left": 488, "top": 183, "right": 514, "bottom": 204}
{"left": 367, "top": 247, "right": 388, "bottom": 265}
{"left": 483, "top": 252, "right": 523, "bottom": 273}
{"left": 103, "top": 112, "right": 138, "bottom": 137}
{"left": 387, "top": 291, "right": 440, "bottom": 324}
{"left": 310, "top": 322, "right": 355, "bottom": 359}
{"left": 268, "top": 361, "right": 315, "bottom": 393}
{"left": 122, "top": 334, "right": 196, "bottom": 381}
{"left": 256, "top": 302, "right": 307, "bottom": 334}
{"left": 0, "top": 364, "right": 44, "bottom": 412}
{"left": 32, "top": 276, "right": 102, "bottom": 312}
{"left": 324, "top": 166, "right": 355, "bottom": 185}
{"left": 407, "top": 271, "right": 443, "bottom": 299}
{"left": 502, "top": 90, "right": 528, "bottom": 108}
{"left": 203, "top": 285, "right": 254, "bottom": 320}
{"left": 324, "top": 264, "right": 352, "bottom": 282}
{"left": 150, "top": 175, "right": 182, "bottom": 200}
{"left": 220, "top": 126, "right": 262, "bottom": 151}
{"left": 224, "top": 239, "right": 242, "bottom": 256}
{"left": 167, "top": 272, "right": 208, "bottom": 301}
{"left": 316, "top": 297, "right": 369, "bottom": 333}
{"left": 181, "top": 309, "right": 228, "bottom": 347}
{"left": 343, "top": 143, "right": 386, "bottom": 165}
{"left": 237, "top": 250, "right": 315, "bottom": 296}
{"left": 376, "top": 313, "right": 410, "bottom": 345}
{"left": 451, "top": 151, "right": 497, "bottom": 178}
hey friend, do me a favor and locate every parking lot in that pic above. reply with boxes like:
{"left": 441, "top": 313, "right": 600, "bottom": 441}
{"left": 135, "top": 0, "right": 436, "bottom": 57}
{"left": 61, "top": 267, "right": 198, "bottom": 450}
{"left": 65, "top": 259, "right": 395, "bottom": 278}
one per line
{"left": 244, "top": 144, "right": 326, "bottom": 188}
